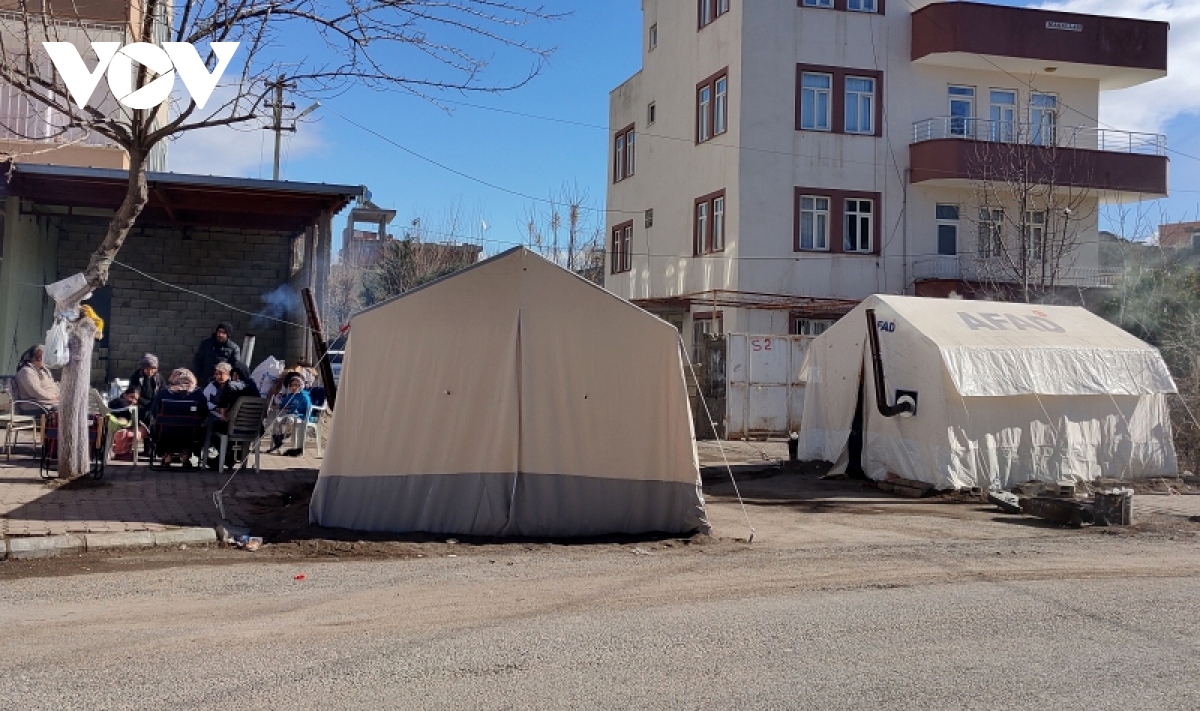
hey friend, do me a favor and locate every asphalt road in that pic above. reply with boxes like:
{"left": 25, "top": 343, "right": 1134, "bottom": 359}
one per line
{"left": 2, "top": 535, "right": 1198, "bottom": 709}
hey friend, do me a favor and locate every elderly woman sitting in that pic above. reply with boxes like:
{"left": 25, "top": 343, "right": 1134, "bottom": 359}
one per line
{"left": 13, "top": 345, "right": 60, "bottom": 417}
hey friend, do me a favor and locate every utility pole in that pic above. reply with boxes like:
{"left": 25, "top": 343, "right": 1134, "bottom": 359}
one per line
{"left": 263, "top": 78, "right": 320, "bottom": 181}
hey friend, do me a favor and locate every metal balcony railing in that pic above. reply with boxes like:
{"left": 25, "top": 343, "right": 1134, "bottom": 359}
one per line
{"left": 911, "top": 117, "right": 1167, "bottom": 157}
{"left": 912, "top": 254, "right": 1123, "bottom": 288}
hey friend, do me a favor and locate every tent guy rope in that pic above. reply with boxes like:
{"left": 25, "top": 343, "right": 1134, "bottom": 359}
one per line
{"left": 679, "top": 333, "right": 756, "bottom": 543}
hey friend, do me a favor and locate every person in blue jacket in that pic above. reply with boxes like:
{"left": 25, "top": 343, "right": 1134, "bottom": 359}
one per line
{"left": 269, "top": 372, "right": 311, "bottom": 457}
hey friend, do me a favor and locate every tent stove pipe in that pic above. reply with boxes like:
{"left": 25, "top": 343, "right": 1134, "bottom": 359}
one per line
{"left": 865, "top": 308, "right": 917, "bottom": 418}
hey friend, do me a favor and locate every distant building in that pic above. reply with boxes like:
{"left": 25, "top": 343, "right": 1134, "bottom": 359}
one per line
{"left": 339, "top": 202, "right": 482, "bottom": 270}
{"left": 1158, "top": 221, "right": 1200, "bottom": 251}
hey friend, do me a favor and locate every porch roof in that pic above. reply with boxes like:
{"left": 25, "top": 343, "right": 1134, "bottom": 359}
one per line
{"left": 1, "top": 163, "right": 366, "bottom": 233}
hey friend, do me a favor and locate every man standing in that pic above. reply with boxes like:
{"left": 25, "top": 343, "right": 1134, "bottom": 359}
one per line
{"left": 193, "top": 322, "right": 242, "bottom": 381}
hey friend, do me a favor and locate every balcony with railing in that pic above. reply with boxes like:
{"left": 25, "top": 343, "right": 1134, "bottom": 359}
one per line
{"left": 911, "top": 2, "right": 1167, "bottom": 90}
{"left": 909, "top": 117, "right": 1169, "bottom": 198}
{"left": 912, "top": 254, "right": 1122, "bottom": 290}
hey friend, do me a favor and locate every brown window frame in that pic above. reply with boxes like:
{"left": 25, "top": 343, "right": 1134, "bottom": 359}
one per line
{"left": 611, "top": 220, "right": 633, "bottom": 274}
{"left": 693, "top": 189, "right": 727, "bottom": 256}
{"left": 613, "top": 124, "right": 635, "bottom": 183}
{"left": 797, "top": 0, "right": 884, "bottom": 14}
{"left": 793, "top": 187, "right": 881, "bottom": 255}
{"left": 795, "top": 64, "right": 883, "bottom": 138}
{"left": 698, "top": 0, "right": 731, "bottom": 29}
{"left": 696, "top": 68, "right": 729, "bottom": 144}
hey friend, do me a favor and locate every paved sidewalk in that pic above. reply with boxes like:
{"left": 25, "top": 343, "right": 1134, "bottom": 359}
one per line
{"left": 0, "top": 445, "right": 320, "bottom": 539}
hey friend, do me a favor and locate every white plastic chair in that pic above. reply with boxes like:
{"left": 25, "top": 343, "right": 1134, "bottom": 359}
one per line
{"left": 299, "top": 400, "right": 327, "bottom": 457}
{"left": 1, "top": 391, "right": 39, "bottom": 460}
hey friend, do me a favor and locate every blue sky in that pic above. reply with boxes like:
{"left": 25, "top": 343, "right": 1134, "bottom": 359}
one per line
{"left": 171, "top": 0, "right": 1200, "bottom": 252}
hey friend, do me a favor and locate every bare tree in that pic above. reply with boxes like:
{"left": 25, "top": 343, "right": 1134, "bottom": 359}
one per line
{"left": 325, "top": 260, "right": 364, "bottom": 334}
{"left": 522, "top": 183, "right": 604, "bottom": 284}
{"left": 965, "top": 110, "right": 1096, "bottom": 303}
{"left": 0, "top": 0, "right": 560, "bottom": 477}
{"left": 360, "top": 213, "right": 484, "bottom": 304}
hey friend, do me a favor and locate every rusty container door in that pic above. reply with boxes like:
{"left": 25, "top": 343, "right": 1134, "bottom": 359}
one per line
{"left": 725, "top": 334, "right": 812, "bottom": 439}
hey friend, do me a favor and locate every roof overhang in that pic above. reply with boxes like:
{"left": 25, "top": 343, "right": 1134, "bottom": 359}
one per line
{"left": 1, "top": 163, "right": 366, "bottom": 232}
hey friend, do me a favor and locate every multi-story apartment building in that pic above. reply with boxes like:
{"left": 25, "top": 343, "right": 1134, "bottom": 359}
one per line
{"left": 605, "top": 0, "right": 1168, "bottom": 352}
{"left": 0, "top": 0, "right": 168, "bottom": 170}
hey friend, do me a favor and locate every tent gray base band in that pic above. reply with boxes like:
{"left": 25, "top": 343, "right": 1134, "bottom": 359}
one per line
{"left": 310, "top": 472, "right": 712, "bottom": 537}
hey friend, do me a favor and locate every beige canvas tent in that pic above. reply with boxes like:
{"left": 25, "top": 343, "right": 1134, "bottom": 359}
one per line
{"left": 798, "top": 295, "right": 1178, "bottom": 490}
{"left": 310, "top": 247, "right": 710, "bottom": 537}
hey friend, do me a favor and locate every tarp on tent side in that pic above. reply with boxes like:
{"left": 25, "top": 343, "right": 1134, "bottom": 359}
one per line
{"left": 310, "top": 247, "right": 710, "bottom": 537}
{"left": 798, "top": 295, "right": 1178, "bottom": 490}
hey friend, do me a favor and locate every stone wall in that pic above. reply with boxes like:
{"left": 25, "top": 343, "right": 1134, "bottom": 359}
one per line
{"left": 56, "top": 218, "right": 304, "bottom": 387}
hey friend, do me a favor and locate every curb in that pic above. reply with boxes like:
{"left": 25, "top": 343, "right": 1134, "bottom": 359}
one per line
{"left": 1, "top": 527, "right": 219, "bottom": 560}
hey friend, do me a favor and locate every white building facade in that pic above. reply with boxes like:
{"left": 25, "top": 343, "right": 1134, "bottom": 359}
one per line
{"left": 605, "top": 0, "right": 1168, "bottom": 351}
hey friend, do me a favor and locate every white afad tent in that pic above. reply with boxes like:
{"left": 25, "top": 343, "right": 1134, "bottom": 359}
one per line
{"left": 310, "top": 247, "right": 710, "bottom": 537}
{"left": 798, "top": 295, "right": 1178, "bottom": 490}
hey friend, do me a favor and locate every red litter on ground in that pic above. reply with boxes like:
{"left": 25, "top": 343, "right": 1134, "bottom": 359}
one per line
{"left": 294, "top": 573, "right": 307, "bottom": 581}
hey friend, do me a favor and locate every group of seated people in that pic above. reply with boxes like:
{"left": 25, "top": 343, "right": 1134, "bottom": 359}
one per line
{"left": 11, "top": 324, "right": 324, "bottom": 469}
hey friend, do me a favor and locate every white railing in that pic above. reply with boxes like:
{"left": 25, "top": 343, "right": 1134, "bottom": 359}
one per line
{"left": 911, "top": 117, "right": 1167, "bottom": 157}
{"left": 912, "top": 254, "right": 1123, "bottom": 288}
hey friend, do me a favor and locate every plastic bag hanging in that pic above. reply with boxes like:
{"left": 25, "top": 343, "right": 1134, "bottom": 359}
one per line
{"left": 44, "top": 317, "right": 70, "bottom": 369}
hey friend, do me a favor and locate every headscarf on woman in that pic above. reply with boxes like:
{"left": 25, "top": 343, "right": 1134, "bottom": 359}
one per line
{"left": 17, "top": 344, "right": 43, "bottom": 370}
{"left": 167, "top": 368, "right": 198, "bottom": 393}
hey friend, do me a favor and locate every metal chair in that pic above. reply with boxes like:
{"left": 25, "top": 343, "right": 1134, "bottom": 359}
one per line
{"left": 203, "top": 396, "right": 268, "bottom": 474}
{"left": 89, "top": 389, "right": 139, "bottom": 464}
{"left": 1, "top": 390, "right": 40, "bottom": 460}
{"left": 147, "top": 395, "right": 207, "bottom": 469}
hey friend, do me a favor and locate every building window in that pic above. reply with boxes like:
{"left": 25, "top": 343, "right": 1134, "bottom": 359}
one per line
{"left": 792, "top": 317, "right": 833, "bottom": 336}
{"left": 978, "top": 208, "right": 1004, "bottom": 258}
{"left": 989, "top": 89, "right": 1017, "bottom": 143}
{"left": 714, "top": 76, "right": 728, "bottom": 136}
{"left": 794, "top": 188, "right": 880, "bottom": 254}
{"left": 694, "top": 190, "right": 727, "bottom": 255}
{"left": 1030, "top": 93, "right": 1057, "bottom": 147}
{"left": 645, "top": 209, "right": 654, "bottom": 228}
{"left": 948, "top": 85, "right": 975, "bottom": 138}
{"left": 611, "top": 220, "right": 633, "bottom": 274}
{"left": 699, "top": 0, "right": 730, "bottom": 28}
{"left": 697, "top": 70, "right": 729, "bottom": 143}
{"left": 692, "top": 312, "right": 723, "bottom": 361}
{"left": 648, "top": 101, "right": 656, "bottom": 125}
{"left": 800, "top": 0, "right": 881, "bottom": 13}
{"left": 613, "top": 124, "right": 635, "bottom": 182}
{"left": 649, "top": 23, "right": 658, "bottom": 50}
{"left": 800, "top": 72, "right": 831, "bottom": 131}
{"left": 1024, "top": 210, "right": 1046, "bottom": 262}
{"left": 844, "top": 198, "right": 873, "bottom": 252}
{"left": 936, "top": 204, "right": 959, "bottom": 256}
{"left": 844, "top": 76, "right": 875, "bottom": 134}
{"left": 798, "top": 195, "right": 830, "bottom": 251}
{"left": 797, "top": 64, "right": 882, "bottom": 136}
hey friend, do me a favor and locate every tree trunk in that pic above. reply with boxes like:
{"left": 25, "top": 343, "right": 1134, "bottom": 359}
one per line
{"left": 57, "top": 317, "right": 97, "bottom": 478}
{"left": 55, "top": 151, "right": 149, "bottom": 478}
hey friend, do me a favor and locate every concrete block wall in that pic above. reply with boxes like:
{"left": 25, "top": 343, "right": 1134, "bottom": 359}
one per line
{"left": 56, "top": 219, "right": 303, "bottom": 387}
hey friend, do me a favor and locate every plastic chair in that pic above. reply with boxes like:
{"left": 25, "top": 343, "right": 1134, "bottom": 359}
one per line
{"left": 299, "top": 387, "right": 327, "bottom": 457}
{"left": 90, "top": 389, "right": 139, "bottom": 464}
{"left": 1, "top": 390, "right": 40, "bottom": 460}
{"left": 203, "top": 396, "right": 268, "bottom": 474}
